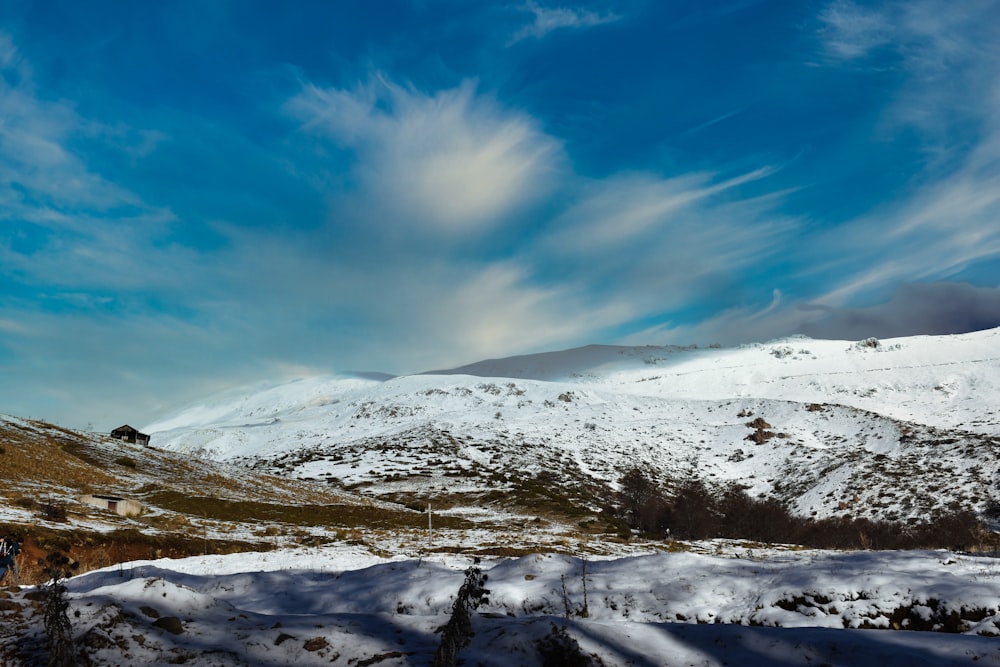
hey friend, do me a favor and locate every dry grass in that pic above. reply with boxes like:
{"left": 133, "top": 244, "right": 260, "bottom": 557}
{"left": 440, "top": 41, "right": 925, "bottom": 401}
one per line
{"left": 0, "top": 416, "right": 637, "bottom": 578}
{"left": 0, "top": 522, "right": 265, "bottom": 585}
{"left": 0, "top": 421, "right": 118, "bottom": 491}
{"left": 142, "top": 489, "right": 475, "bottom": 530}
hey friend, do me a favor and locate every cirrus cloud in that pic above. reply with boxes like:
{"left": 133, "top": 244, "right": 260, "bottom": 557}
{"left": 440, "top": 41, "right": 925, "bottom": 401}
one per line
{"left": 508, "top": 1, "right": 621, "bottom": 45}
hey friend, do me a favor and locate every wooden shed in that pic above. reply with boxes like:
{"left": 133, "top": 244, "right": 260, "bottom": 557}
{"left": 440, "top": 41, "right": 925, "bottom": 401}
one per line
{"left": 79, "top": 494, "right": 143, "bottom": 517}
{"left": 110, "top": 424, "right": 150, "bottom": 446}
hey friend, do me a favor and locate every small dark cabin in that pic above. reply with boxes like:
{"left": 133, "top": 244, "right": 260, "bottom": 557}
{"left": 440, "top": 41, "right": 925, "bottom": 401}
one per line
{"left": 110, "top": 424, "right": 151, "bottom": 446}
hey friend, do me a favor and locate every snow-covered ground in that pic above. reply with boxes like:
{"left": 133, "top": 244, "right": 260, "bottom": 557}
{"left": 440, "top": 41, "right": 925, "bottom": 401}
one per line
{"left": 148, "top": 329, "right": 1000, "bottom": 449}
{"left": 144, "top": 329, "right": 1000, "bottom": 522}
{"left": 449, "top": 330, "right": 1000, "bottom": 434}
{"left": 4, "top": 545, "right": 1000, "bottom": 665}
{"left": 4, "top": 331, "right": 1000, "bottom": 665}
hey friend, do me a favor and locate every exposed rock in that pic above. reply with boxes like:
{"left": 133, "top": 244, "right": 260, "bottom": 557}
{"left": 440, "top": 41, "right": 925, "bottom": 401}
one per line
{"left": 152, "top": 616, "right": 184, "bottom": 635}
{"left": 304, "top": 636, "right": 329, "bottom": 651}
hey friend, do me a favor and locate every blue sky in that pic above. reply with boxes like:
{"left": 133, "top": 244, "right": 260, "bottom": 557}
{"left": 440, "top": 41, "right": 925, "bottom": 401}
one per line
{"left": 2, "top": 0, "right": 999, "bottom": 429}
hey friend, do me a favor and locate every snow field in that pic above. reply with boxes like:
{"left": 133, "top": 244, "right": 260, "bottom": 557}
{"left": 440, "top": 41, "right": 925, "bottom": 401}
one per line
{"left": 9, "top": 546, "right": 997, "bottom": 666}
{"left": 143, "top": 329, "right": 1000, "bottom": 525}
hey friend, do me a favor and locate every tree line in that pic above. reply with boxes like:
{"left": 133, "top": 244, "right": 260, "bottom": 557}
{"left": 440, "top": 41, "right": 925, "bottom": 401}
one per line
{"left": 610, "top": 468, "right": 990, "bottom": 551}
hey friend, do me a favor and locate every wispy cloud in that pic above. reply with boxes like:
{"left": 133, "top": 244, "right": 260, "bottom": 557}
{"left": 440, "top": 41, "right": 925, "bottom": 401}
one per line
{"left": 619, "top": 1, "right": 1000, "bottom": 346}
{"left": 681, "top": 108, "right": 747, "bottom": 137}
{"left": 531, "top": 166, "right": 796, "bottom": 327}
{"left": 0, "top": 29, "right": 192, "bottom": 306}
{"left": 280, "top": 69, "right": 798, "bottom": 368}
{"left": 805, "top": 0, "right": 1000, "bottom": 301}
{"left": 0, "top": 100, "right": 132, "bottom": 221}
{"left": 619, "top": 290, "right": 807, "bottom": 348}
{"left": 544, "top": 167, "right": 776, "bottom": 254}
{"left": 818, "top": 0, "right": 999, "bottom": 139}
{"left": 623, "top": 281, "right": 1000, "bottom": 347}
{"left": 286, "top": 76, "right": 562, "bottom": 236}
{"left": 818, "top": 0, "right": 894, "bottom": 60}
{"left": 375, "top": 261, "right": 634, "bottom": 370}
{"left": 5, "top": 2, "right": 1000, "bottom": 431}
{"left": 508, "top": 1, "right": 620, "bottom": 45}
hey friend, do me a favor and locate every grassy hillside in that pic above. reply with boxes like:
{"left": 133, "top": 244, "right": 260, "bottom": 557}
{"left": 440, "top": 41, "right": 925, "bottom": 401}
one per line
{"left": 2, "top": 411, "right": 997, "bottom": 588}
{"left": 0, "top": 417, "right": 489, "bottom": 583}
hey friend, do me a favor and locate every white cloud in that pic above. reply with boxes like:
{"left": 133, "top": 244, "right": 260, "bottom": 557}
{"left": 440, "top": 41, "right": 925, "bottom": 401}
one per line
{"left": 0, "top": 209, "right": 191, "bottom": 295}
{"left": 531, "top": 166, "right": 796, "bottom": 324}
{"left": 286, "top": 77, "right": 562, "bottom": 236}
{"left": 817, "top": 1, "right": 999, "bottom": 137}
{"left": 213, "top": 223, "right": 634, "bottom": 373}
{"left": 509, "top": 1, "right": 620, "bottom": 45}
{"left": 546, "top": 167, "right": 776, "bottom": 254}
{"left": 0, "top": 317, "right": 34, "bottom": 336}
{"left": 0, "top": 31, "right": 199, "bottom": 308}
{"left": 0, "top": 54, "right": 140, "bottom": 219}
{"left": 417, "top": 262, "right": 633, "bottom": 367}
{"left": 818, "top": 0, "right": 893, "bottom": 60}
{"left": 0, "top": 32, "right": 28, "bottom": 79}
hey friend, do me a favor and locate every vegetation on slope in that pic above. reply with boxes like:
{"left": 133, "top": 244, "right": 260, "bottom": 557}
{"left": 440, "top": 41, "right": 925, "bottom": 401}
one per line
{"left": 2, "top": 412, "right": 997, "bottom": 589}
{"left": 611, "top": 468, "right": 998, "bottom": 552}
{"left": 0, "top": 417, "right": 477, "bottom": 584}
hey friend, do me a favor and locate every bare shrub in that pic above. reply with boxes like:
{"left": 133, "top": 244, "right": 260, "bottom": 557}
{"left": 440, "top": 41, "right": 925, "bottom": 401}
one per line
{"left": 41, "top": 503, "right": 67, "bottom": 523}
{"left": 983, "top": 498, "right": 1000, "bottom": 520}
{"left": 431, "top": 559, "right": 490, "bottom": 667}
{"left": 114, "top": 456, "right": 137, "bottom": 468}
{"left": 536, "top": 624, "right": 606, "bottom": 666}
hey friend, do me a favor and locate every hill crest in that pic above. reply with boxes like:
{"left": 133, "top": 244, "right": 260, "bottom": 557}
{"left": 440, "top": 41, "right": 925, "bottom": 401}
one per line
{"left": 143, "top": 329, "right": 1000, "bottom": 524}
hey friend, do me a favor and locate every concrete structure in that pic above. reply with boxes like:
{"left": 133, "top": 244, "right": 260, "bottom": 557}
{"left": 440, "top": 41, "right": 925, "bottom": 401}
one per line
{"left": 79, "top": 494, "right": 143, "bottom": 517}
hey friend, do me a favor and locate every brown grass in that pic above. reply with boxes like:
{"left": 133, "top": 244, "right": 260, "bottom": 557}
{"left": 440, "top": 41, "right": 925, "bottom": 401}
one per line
{"left": 143, "top": 489, "right": 475, "bottom": 530}
{"left": 0, "top": 522, "right": 266, "bottom": 585}
{"left": 0, "top": 422, "right": 118, "bottom": 491}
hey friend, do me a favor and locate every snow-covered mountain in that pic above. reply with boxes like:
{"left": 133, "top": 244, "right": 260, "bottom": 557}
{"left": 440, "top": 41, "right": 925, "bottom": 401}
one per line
{"left": 146, "top": 329, "right": 1000, "bottom": 522}
{"left": 4, "top": 330, "right": 1000, "bottom": 666}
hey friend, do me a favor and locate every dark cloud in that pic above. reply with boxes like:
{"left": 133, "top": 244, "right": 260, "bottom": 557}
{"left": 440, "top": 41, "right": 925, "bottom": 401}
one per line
{"left": 800, "top": 282, "right": 1000, "bottom": 340}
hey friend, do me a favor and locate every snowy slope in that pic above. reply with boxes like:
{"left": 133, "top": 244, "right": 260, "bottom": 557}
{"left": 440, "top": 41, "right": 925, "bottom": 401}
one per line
{"left": 4, "top": 545, "right": 1000, "bottom": 666}
{"left": 145, "top": 329, "right": 1000, "bottom": 522}
{"left": 429, "top": 329, "right": 1000, "bottom": 435}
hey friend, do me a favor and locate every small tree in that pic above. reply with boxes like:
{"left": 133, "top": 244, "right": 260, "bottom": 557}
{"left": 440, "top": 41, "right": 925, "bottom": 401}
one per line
{"left": 41, "top": 551, "right": 81, "bottom": 667}
{"left": 618, "top": 468, "right": 657, "bottom": 529}
{"left": 667, "top": 478, "right": 718, "bottom": 539}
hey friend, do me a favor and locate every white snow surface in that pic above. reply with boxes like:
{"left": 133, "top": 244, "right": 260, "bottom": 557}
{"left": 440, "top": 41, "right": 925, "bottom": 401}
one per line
{"left": 6, "top": 545, "right": 1000, "bottom": 665}
{"left": 144, "top": 329, "right": 1000, "bottom": 521}
{"left": 147, "top": 329, "right": 1000, "bottom": 451}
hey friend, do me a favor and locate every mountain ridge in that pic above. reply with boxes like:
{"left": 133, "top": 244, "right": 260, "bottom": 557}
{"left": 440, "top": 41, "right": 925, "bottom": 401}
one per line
{"left": 144, "top": 329, "right": 1000, "bottom": 524}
